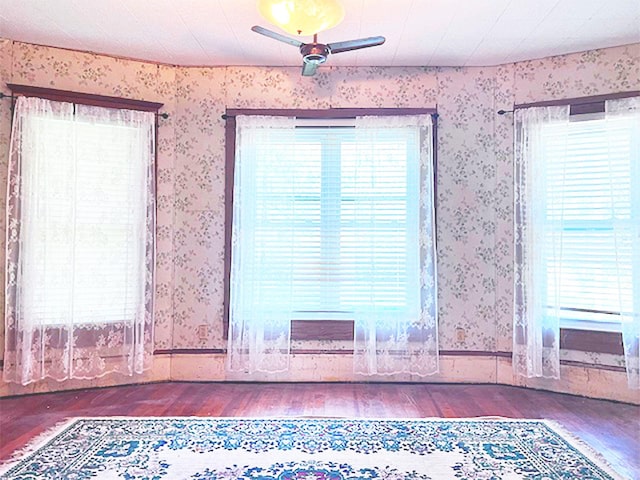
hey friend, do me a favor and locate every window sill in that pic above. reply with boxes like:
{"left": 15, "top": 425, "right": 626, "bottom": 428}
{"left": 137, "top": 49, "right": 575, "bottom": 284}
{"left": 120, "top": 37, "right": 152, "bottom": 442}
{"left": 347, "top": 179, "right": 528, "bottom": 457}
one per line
{"left": 560, "top": 318, "right": 622, "bottom": 333}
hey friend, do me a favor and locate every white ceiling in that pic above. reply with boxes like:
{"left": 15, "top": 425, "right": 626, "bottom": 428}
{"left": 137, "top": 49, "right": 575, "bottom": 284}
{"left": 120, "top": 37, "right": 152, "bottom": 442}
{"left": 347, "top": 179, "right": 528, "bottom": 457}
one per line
{"left": 1, "top": 0, "right": 639, "bottom": 68}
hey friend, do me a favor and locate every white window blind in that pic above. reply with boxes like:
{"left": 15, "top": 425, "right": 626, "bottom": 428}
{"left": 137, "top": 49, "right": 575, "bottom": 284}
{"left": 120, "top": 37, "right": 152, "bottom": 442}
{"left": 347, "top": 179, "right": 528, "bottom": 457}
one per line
{"left": 542, "top": 113, "right": 638, "bottom": 329}
{"left": 234, "top": 121, "right": 420, "bottom": 318}
{"left": 20, "top": 108, "right": 149, "bottom": 326}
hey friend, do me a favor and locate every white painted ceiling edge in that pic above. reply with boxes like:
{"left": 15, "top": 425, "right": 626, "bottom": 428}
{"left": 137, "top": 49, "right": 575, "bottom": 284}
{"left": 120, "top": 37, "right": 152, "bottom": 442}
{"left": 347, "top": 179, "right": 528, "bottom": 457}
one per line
{"left": 0, "top": 0, "right": 639, "bottom": 67}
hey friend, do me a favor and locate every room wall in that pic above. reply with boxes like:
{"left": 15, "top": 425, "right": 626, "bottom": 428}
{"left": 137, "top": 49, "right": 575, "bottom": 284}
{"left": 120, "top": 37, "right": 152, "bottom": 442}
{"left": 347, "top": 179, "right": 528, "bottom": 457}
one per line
{"left": 0, "top": 38, "right": 637, "bottom": 403}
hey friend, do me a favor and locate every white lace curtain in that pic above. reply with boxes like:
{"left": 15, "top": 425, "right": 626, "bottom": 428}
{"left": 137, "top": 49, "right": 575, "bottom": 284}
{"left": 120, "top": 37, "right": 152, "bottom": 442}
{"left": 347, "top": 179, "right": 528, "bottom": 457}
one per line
{"left": 513, "top": 105, "right": 569, "bottom": 379}
{"left": 3, "top": 96, "right": 156, "bottom": 385}
{"left": 352, "top": 115, "right": 438, "bottom": 376}
{"left": 228, "top": 114, "right": 438, "bottom": 376}
{"left": 227, "top": 115, "right": 296, "bottom": 374}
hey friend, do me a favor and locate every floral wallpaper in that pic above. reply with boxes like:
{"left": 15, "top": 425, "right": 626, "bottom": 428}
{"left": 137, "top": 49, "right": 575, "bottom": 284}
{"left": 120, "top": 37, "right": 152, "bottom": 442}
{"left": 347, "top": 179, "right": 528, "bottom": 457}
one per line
{"left": 0, "top": 38, "right": 638, "bottom": 390}
{"left": 0, "top": 39, "right": 12, "bottom": 361}
{"left": 172, "top": 67, "right": 227, "bottom": 349}
{"left": 492, "top": 62, "right": 516, "bottom": 354}
{"left": 435, "top": 67, "right": 497, "bottom": 351}
{"left": 1, "top": 42, "right": 177, "bottom": 355}
{"left": 514, "top": 45, "right": 640, "bottom": 103}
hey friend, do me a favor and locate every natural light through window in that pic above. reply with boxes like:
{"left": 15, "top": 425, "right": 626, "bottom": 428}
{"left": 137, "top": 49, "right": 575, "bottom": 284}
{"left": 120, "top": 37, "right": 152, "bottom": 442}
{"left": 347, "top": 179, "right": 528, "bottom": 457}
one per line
{"left": 21, "top": 114, "right": 147, "bottom": 326}
{"left": 542, "top": 113, "right": 638, "bottom": 332}
{"left": 248, "top": 125, "right": 419, "bottom": 319}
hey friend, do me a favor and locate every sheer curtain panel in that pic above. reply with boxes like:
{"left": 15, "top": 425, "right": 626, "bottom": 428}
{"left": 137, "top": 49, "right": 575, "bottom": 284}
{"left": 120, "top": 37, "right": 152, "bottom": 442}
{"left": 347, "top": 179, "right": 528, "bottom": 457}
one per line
{"left": 3, "top": 96, "right": 156, "bottom": 385}
{"left": 351, "top": 115, "right": 438, "bottom": 376}
{"left": 606, "top": 96, "right": 640, "bottom": 389}
{"left": 228, "top": 115, "right": 297, "bottom": 374}
{"left": 513, "top": 105, "right": 569, "bottom": 380}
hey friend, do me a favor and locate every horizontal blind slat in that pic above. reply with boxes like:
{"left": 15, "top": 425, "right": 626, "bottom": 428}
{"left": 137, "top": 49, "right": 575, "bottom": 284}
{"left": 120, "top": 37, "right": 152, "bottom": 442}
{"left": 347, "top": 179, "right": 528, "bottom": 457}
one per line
{"left": 234, "top": 123, "right": 424, "bottom": 311}
{"left": 541, "top": 114, "right": 637, "bottom": 324}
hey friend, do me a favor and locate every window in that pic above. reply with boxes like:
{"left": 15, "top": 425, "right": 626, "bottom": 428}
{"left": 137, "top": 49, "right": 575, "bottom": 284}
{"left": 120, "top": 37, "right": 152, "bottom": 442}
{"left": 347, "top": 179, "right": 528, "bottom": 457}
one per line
{"left": 541, "top": 110, "right": 639, "bottom": 332}
{"left": 225, "top": 111, "right": 438, "bottom": 375}
{"left": 20, "top": 110, "right": 149, "bottom": 326}
{"left": 3, "top": 86, "right": 160, "bottom": 385}
{"left": 237, "top": 120, "right": 420, "bottom": 320}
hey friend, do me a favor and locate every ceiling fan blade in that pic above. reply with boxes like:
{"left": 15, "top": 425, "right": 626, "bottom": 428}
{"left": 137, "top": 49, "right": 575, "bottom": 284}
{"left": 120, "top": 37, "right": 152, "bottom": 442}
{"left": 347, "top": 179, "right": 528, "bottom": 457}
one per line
{"left": 301, "top": 61, "right": 318, "bottom": 76}
{"left": 327, "top": 36, "right": 385, "bottom": 54}
{"left": 251, "top": 25, "right": 304, "bottom": 48}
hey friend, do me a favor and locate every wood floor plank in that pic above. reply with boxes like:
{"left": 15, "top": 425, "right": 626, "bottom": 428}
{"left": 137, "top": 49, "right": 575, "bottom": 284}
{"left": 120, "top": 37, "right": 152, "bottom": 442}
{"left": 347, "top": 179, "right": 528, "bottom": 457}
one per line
{"left": 0, "top": 382, "right": 638, "bottom": 479}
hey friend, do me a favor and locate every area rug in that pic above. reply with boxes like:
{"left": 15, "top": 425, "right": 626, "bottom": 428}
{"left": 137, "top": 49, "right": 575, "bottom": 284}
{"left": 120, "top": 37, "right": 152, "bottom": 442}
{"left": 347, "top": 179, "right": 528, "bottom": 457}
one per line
{"left": 0, "top": 417, "right": 624, "bottom": 479}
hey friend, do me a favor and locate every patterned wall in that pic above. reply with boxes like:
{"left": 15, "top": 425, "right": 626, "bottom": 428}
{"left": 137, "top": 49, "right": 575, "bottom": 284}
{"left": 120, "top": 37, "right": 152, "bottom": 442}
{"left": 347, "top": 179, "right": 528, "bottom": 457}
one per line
{"left": 0, "top": 41, "right": 178, "bottom": 357}
{"left": 0, "top": 39, "right": 12, "bottom": 360}
{"left": 435, "top": 67, "right": 497, "bottom": 352}
{"left": 0, "top": 39, "right": 638, "bottom": 380}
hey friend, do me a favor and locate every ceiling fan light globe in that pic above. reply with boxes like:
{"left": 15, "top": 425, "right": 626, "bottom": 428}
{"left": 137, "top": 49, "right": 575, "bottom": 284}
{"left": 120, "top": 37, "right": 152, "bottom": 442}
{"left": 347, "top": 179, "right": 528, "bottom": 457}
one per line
{"left": 258, "top": 0, "right": 345, "bottom": 36}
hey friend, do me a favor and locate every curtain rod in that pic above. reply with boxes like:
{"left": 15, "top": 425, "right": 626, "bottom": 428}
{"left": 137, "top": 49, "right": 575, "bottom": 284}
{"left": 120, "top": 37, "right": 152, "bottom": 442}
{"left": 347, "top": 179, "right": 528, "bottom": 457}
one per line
{"left": 1, "top": 91, "right": 169, "bottom": 118}
{"left": 6, "top": 83, "right": 168, "bottom": 118}
{"left": 497, "top": 90, "right": 640, "bottom": 115}
{"left": 222, "top": 111, "right": 439, "bottom": 120}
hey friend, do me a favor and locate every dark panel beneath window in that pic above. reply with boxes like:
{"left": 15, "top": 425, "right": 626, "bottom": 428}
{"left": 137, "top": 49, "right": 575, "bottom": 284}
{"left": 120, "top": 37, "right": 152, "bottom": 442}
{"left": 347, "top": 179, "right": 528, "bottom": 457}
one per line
{"left": 560, "top": 328, "right": 623, "bottom": 355}
{"left": 291, "top": 320, "right": 354, "bottom": 341}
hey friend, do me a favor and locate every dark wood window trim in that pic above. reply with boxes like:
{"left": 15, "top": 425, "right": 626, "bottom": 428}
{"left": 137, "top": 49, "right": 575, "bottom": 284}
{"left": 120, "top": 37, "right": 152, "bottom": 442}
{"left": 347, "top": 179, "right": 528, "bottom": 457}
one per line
{"left": 514, "top": 90, "right": 640, "bottom": 113}
{"left": 7, "top": 84, "right": 164, "bottom": 112}
{"left": 223, "top": 108, "right": 438, "bottom": 341}
{"left": 151, "top": 346, "right": 626, "bottom": 372}
{"left": 223, "top": 108, "right": 438, "bottom": 119}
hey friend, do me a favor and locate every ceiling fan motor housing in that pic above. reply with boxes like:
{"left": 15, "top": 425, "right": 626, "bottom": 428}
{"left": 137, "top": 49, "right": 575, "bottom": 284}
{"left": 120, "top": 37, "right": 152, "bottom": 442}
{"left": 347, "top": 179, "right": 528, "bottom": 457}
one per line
{"left": 301, "top": 43, "right": 329, "bottom": 64}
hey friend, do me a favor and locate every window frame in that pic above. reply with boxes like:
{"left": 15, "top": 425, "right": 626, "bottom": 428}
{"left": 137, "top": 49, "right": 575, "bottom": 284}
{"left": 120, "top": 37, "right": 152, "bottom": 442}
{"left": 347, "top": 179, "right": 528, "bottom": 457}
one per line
{"left": 223, "top": 108, "right": 438, "bottom": 341}
{"left": 6, "top": 83, "right": 163, "bottom": 339}
{"left": 511, "top": 90, "right": 639, "bottom": 355}
{"left": 7, "top": 84, "right": 164, "bottom": 113}
{"left": 542, "top": 110, "right": 634, "bottom": 333}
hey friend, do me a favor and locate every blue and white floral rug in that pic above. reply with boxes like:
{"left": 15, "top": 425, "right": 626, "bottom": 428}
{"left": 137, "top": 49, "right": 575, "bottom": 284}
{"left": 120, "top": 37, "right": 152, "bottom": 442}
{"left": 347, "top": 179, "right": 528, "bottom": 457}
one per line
{"left": 0, "top": 417, "right": 624, "bottom": 479}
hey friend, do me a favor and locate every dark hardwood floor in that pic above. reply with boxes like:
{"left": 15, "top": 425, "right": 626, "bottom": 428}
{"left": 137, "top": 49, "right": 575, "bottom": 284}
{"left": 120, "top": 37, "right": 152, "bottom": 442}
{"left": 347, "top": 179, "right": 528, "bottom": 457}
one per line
{"left": 0, "top": 382, "right": 638, "bottom": 479}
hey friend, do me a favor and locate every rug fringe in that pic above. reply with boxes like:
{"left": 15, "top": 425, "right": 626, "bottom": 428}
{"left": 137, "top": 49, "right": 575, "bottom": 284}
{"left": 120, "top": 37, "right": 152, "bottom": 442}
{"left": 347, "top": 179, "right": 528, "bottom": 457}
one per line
{"left": 542, "top": 419, "right": 628, "bottom": 480}
{"left": 0, "top": 417, "right": 79, "bottom": 475}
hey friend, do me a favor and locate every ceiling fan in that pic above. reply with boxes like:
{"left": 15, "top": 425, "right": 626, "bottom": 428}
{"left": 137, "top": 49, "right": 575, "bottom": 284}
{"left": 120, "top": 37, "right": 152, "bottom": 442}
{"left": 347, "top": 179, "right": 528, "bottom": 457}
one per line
{"left": 251, "top": 25, "right": 385, "bottom": 76}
